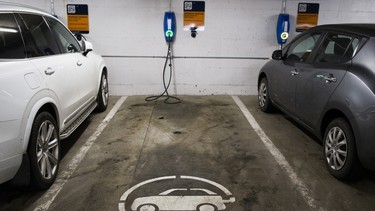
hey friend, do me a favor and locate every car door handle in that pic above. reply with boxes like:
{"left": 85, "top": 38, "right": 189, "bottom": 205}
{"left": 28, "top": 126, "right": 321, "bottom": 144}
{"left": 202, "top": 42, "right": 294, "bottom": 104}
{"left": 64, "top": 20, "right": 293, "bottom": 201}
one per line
{"left": 77, "top": 61, "right": 83, "bottom": 66}
{"left": 324, "top": 74, "right": 337, "bottom": 83}
{"left": 291, "top": 70, "right": 299, "bottom": 76}
{"left": 44, "top": 68, "right": 55, "bottom": 75}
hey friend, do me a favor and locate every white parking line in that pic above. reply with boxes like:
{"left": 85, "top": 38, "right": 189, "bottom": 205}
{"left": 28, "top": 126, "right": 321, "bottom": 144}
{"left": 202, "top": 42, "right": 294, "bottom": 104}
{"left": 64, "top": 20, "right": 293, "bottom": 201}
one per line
{"left": 34, "top": 96, "right": 127, "bottom": 211}
{"left": 232, "top": 96, "right": 323, "bottom": 210}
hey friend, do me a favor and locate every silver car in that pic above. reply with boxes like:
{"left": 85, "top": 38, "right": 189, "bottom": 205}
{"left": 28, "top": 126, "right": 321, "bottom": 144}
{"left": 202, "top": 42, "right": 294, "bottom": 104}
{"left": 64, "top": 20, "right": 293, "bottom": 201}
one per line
{"left": 258, "top": 24, "right": 375, "bottom": 180}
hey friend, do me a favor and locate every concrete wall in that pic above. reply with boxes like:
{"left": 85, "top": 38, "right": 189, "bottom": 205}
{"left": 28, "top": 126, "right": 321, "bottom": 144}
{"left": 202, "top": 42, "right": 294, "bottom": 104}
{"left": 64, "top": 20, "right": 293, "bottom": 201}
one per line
{"left": 8, "top": 0, "right": 375, "bottom": 95}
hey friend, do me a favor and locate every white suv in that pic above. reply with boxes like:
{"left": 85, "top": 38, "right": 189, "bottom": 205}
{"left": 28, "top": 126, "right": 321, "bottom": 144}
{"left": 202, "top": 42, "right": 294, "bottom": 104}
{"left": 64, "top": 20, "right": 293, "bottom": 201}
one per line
{"left": 0, "top": 3, "right": 109, "bottom": 189}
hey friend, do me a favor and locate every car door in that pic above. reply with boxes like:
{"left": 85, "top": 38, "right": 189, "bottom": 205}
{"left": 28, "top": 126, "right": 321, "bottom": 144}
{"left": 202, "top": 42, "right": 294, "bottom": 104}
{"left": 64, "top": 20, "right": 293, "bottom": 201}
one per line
{"left": 15, "top": 13, "right": 81, "bottom": 129}
{"left": 271, "top": 32, "right": 322, "bottom": 114}
{"left": 295, "top": 32, "right": 360, "bottom": 129}
{"left": 46, "top": 17, "right": 98, "bottom": 105}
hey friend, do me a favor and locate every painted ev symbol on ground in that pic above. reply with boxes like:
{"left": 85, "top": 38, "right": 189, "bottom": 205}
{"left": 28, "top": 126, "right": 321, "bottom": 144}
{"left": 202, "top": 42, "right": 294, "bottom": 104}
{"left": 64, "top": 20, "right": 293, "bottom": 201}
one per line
{"left": 118, "top": 175, "right": 235, "bottom": 211}
{"left": 132, "top": 188, "right": 233, "bottom": 211}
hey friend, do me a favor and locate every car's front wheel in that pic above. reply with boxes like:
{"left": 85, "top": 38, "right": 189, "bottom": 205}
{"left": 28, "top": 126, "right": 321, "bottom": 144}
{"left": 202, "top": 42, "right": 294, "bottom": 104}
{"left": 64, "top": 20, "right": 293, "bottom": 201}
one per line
{"left": 28, "top": 112, "right": 60, "bottom": 189}
{"left": 258, "top": 77, "right": 273, "bottom": 112}
{"left": 96, "top": 72, "right": 109, "bottom": 112}
{"left": 323, "top": 118, "right": 362, "bottom": 180}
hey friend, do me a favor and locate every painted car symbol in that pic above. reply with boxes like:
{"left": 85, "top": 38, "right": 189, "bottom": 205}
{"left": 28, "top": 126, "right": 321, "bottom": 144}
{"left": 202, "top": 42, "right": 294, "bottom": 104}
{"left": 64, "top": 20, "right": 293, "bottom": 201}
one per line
{"left": 131, "top": 188, "right": 235, "bottom": 211}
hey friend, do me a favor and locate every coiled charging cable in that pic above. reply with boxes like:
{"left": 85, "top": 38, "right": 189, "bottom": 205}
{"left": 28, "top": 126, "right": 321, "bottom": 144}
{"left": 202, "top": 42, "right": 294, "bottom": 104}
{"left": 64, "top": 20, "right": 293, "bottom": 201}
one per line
{"left": 145, "top": 41, "right": 181, "bottom": 104}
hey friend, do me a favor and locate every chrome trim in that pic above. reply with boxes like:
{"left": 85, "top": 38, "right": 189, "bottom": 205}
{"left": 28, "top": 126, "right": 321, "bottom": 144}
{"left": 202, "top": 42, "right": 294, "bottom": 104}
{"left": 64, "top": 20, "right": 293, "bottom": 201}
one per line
{"left": 63, "top": 96, "right": 95, "bottom": 126}
{"left": 60, "top": 100, "right": 97, "bottom": 139}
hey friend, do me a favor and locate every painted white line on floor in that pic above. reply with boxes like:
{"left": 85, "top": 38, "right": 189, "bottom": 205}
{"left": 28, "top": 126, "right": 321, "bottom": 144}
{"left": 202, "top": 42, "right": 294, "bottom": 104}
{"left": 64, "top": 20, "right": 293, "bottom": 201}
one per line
{"left": 34, "top": 96, "right": 127, "bottom": 211}
{"left": 232, "top": 96, "right": 323, "bottom": 210}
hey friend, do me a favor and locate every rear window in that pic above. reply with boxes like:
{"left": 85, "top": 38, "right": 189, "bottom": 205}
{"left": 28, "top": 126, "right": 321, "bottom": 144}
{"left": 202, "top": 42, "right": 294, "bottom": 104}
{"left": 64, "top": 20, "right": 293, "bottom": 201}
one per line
{"left": 315, "top": 33, "right": 360, "bottom": 64}
{"left": 0, "top": 13, "right": 26, "bottom": 59}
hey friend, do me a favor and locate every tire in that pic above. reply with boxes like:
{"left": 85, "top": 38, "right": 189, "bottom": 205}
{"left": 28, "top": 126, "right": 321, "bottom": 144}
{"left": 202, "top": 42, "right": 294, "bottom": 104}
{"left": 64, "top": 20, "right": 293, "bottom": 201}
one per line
{"left": 197, "top": 204, "right": 217, "bottom": 211}
{"left": 28, "top": 112, "right": 60, "bottom": 189}
{"left": 96, "top": 72, "right": 109, "bottom": 112}
{"left": 323, "top": 118, "right": 362, "bottom": 180}
{"left": 258, "top": 77, "right": 273, "bottom": 112}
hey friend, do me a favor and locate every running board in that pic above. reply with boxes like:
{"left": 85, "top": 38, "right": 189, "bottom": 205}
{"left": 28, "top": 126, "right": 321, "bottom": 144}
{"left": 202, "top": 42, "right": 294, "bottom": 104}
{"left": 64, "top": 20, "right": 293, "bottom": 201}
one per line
{"left": 60, "top": 101, "right": 97, "bottom": 140}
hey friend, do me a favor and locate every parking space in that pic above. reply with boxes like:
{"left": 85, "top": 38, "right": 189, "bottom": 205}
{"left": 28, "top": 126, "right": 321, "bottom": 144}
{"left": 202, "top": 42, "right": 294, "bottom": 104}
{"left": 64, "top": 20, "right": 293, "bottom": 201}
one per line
{"left": 1, "top": 96, "right": 375, "bottom": 211}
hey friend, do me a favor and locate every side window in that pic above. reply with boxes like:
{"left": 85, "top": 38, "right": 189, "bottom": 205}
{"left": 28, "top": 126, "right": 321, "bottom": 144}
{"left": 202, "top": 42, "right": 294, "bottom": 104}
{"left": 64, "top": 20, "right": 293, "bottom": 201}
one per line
{"left": 16, "top": 13, "right": 60, "bottom": 57}
{"left": 285, "top": 32, "right": 322, "bottom": 63}
{"left": 0, "top": 13, "right": 26, "bottom": 59}
{"left": 315, "top": 33, "right": 359, "bottom": 64}
{"left": 46, "top": 17, "right": 81, "bottom": 53}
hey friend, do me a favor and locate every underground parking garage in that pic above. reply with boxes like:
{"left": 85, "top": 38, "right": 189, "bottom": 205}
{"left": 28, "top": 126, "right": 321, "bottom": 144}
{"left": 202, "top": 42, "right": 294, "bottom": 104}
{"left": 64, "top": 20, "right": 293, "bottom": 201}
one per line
{"left": 1, "top": 0, "right": 375, "bottom": 210}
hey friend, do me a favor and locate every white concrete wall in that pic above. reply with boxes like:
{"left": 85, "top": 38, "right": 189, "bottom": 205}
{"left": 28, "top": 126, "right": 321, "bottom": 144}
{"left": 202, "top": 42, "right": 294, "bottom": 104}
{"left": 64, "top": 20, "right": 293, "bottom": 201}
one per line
{"left": 8, "top": 0, "right": 375, "bottom": 95}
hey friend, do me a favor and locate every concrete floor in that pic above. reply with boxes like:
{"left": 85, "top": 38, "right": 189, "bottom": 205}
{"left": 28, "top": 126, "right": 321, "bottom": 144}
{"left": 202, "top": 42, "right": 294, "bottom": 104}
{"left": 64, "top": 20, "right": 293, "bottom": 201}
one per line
{"left": 1, "top": 96, "right": 375, "bottom": 211}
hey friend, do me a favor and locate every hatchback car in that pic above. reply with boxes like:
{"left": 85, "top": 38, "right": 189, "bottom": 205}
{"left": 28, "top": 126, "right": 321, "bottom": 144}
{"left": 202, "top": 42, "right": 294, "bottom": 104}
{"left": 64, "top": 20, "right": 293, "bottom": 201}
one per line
{"left": 258, "top": 24, "right": 375, "bottom": 180}
{"left": 0, "top": 3, "right": 109, "bottom": 189}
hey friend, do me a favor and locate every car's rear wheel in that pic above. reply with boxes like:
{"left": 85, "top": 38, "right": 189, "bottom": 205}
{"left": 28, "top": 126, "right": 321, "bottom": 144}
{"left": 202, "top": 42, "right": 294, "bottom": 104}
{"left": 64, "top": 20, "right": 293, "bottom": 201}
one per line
{"left": 28, "top": 112, "right": 60, "bottom": 189}
{"left": 137, "top": 204, "right": 159, "bottom": 211}
{"left": 258, "top": 77, "right": 273, "bottom": 112}
{"left": 323, "top": 118, "right": 362, "bottom": 180}
{"left": 96, "top": 72, "right": 109, "bottom": 112}
{"left": 197, "top": 204, "right": 217, "bottom": 211}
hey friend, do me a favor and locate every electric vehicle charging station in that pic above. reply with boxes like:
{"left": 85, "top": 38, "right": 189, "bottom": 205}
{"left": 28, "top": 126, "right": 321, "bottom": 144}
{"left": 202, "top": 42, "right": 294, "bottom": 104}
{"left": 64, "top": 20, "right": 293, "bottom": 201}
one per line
{"left": 277, "top": 0, "right": 290, "bottom": 48}
{"left": 145, "top": 10, "right": 181, "bottom": 104}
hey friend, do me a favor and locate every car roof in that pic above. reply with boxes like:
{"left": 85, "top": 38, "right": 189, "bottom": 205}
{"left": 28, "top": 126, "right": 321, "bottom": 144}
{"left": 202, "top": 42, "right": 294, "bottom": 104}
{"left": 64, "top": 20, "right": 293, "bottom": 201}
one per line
{"left": 0, "top": 1, "right": 51, "bottom": 17}
{"left": 310, "top": 24, "right": 375, "bottom": 37}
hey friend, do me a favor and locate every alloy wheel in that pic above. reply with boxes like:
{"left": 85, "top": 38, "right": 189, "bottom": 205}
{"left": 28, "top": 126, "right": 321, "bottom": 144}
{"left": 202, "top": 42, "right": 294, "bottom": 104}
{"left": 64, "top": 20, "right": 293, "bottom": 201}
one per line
{"left": 101, "top": 74, "right": 109, "bottom": 106}
{"left": 325, "top": 126, "right": 348, "bottom": 170}
{"left": 258, "top": 82, "right": 267, "bottom": 108}
{"left": 36, "top": 120, "right": 59, "bottom": 179}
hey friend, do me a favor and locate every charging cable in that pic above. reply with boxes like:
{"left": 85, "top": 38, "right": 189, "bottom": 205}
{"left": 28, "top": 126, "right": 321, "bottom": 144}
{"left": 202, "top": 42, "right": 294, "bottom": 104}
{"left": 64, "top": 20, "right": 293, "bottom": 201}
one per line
{"left": 145, "top": 41, "right": 181, "bottom": 104}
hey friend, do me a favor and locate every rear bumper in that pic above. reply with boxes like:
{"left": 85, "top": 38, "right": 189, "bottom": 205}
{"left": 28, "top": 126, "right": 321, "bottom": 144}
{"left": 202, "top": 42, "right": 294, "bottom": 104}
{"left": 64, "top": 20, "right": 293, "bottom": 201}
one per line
{"left": 0, "top": 154, "right": 22, "bottom": 184}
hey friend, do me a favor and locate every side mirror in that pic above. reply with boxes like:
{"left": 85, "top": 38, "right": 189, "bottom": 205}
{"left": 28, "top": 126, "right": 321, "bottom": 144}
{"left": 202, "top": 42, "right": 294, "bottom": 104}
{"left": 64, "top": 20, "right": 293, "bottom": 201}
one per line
{"left": 74, "top": 32, "right": 86, "bottom": 41}
{"left": 272, "top": 50, "right": 283, "bottom": 60}
{"left": 75, "top": 33, "right": 82, "bottom": 41}
{"left": 82, "top": 40, "right": 93, "bottom": 56}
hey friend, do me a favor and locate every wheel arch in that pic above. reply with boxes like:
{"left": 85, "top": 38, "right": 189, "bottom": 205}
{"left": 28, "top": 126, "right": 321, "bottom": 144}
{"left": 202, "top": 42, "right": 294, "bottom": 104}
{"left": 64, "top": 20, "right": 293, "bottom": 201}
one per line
{"left": 21, "top": 97, "right": 59, "bottom": 151}
{"left": 98, "top": 65, "right": 108, "bottom": 86}
{"left": 95, "top": 65, "right": 108, "bottom": 95}
{"left": 257, "top": 72, "right": 267, "bottom": 89}
{"left": 102, "top": 66, "right": 108, "bottom": 76}
{"left": 320, "top": 109, "right": 351, "bottom": 140}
